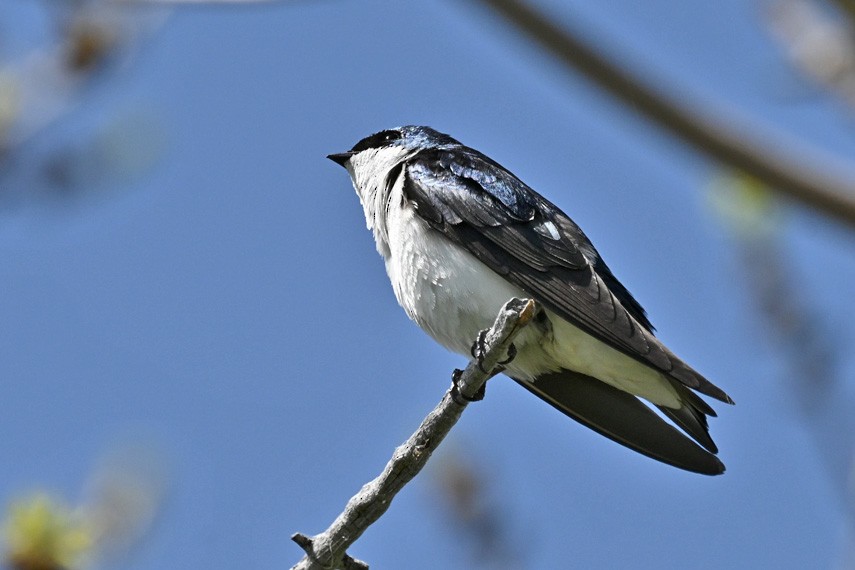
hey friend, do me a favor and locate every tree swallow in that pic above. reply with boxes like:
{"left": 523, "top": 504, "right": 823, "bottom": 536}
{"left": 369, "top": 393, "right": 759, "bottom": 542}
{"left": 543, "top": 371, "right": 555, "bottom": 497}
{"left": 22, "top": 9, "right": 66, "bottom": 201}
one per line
{"left": 328, "top": 126, "right": 733, "bottom": 475}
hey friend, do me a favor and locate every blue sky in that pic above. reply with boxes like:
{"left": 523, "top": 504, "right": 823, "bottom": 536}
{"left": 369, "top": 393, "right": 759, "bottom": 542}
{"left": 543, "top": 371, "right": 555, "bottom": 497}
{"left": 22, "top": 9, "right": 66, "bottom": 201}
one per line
{"left": 2, "top": 1, "right": 855, "bottom": 568}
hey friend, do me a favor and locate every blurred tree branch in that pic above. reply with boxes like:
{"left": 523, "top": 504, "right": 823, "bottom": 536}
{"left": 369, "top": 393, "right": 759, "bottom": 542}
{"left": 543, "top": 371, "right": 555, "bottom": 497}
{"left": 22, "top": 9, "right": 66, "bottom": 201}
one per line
{"left": 291, "top": 298, "right": 535, "bottom": 570}
{"left": 11, "top": 0, "right": 855, "bottom": 228}
{"left": 710, "top": 173, "right": 855, "bottom": 520}
{"left": 766, "top": 0, "right": 855, "bottom": 110}
{"left": 475, "top": 0, "right": 855, "bottom": 228}
{"left": 106, "top": 0, "right": 279, "bottom": 3}
{"left": 0, "top": 1, "right": 169, "bottom": 208}
{"left": 432, "top": 451, "right": 525, "bottom": 569}
{"left": 2, "top": 447, "right": 165, "bottom": 570}
{"left": 0, "top": 1, "right": 162, "bottom": 156}
{"left": 831, "top": 0, "right": 855, "bottom": 18}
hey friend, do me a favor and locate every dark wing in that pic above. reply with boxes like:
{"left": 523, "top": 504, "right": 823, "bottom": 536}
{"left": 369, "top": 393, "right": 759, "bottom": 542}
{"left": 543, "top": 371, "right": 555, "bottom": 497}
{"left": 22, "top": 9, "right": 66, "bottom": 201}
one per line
{"left": 403, "top": 147, "right": 732, "bottom": 404}
{"left": 515, "top": 371, "right": 724, "bottom": 475}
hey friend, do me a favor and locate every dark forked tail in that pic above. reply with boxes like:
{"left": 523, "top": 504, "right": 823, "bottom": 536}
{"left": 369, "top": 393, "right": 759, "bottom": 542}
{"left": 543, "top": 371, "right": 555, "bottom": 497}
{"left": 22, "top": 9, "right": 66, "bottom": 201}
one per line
{"left": 515, "top": 370, "right": 725, "bottom": 475}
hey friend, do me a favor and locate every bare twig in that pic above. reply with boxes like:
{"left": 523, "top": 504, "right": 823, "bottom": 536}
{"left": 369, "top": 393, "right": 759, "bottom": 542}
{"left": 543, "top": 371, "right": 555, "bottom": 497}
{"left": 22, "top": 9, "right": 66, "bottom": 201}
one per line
{"left": 290, "top": 298, "right": 537, "bottom": 570}
{"left": 474, "top": 0, "right": 855, "bottom": 228}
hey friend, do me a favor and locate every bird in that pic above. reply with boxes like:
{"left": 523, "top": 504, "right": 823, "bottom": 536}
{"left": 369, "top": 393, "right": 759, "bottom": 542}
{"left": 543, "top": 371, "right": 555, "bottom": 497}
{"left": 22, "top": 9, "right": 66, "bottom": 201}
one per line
{"left": 328, "top": 125, "right": 733, "bottom": 475}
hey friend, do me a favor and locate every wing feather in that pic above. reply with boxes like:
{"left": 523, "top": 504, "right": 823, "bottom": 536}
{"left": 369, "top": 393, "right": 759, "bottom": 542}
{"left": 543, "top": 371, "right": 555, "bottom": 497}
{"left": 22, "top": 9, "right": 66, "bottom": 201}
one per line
{"left": 404, "top": 148, "right": 732, "bottom": 404}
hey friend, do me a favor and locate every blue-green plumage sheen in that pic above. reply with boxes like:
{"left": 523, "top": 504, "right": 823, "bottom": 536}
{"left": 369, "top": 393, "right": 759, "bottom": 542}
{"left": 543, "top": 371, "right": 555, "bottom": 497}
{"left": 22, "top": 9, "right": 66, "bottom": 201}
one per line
{"left": 329, "top": 126, "right": 733, "bottom": 475}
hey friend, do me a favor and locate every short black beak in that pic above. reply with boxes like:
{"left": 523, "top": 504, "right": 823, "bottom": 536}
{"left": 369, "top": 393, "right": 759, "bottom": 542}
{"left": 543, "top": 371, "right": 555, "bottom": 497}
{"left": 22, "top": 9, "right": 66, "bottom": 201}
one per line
{"left": 327, "top": 152, "right": 354, "bottom": 167}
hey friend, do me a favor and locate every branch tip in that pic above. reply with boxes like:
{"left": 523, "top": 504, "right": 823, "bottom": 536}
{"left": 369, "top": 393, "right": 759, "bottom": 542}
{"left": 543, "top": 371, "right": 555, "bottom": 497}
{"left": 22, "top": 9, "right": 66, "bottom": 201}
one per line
{"left": 291, "top": 532, "right": 314, "bottom": 550}
{"left": 518, "top": 298, "right": 537, "bottom": 324}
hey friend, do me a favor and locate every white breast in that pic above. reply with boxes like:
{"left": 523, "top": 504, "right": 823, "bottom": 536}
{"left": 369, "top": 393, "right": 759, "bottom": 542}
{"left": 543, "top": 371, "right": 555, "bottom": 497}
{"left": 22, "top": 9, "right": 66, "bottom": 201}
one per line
{"left": 383, "top": 184, "right": 531, "bottom": 357}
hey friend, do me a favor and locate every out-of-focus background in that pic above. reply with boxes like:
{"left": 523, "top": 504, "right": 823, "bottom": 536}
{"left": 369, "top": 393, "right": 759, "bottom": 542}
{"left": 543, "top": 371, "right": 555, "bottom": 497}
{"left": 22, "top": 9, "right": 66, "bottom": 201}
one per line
{"left": 1, "top": 0, "right": 855, "bottom": 568}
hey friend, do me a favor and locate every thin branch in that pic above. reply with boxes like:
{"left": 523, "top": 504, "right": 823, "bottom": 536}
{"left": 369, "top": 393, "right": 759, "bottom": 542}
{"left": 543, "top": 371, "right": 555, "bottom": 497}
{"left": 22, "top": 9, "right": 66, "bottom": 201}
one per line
{"left": 290, "top": 298, "right": 537, "bottom": 570}
{"left": 474, "top": 0, "right": 855, "bottom": 228}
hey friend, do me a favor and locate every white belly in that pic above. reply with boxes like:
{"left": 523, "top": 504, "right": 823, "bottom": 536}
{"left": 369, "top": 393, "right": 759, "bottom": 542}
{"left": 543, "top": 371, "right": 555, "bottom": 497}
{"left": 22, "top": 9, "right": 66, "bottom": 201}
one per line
{"left": 380, "top": 199, "right": 680, "bottom": 408}
{"left": 384, "top": 202, "right": 530, "bottom": 356}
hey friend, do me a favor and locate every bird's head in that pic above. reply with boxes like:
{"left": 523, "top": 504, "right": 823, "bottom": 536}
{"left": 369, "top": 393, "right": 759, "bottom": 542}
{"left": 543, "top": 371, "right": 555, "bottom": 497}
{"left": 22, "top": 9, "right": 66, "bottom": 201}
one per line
{"left": 327, "top": 125, "right": 460, "bottom": 168}
{"left": 327, "top": 126, "right": 461, "bottom": 212}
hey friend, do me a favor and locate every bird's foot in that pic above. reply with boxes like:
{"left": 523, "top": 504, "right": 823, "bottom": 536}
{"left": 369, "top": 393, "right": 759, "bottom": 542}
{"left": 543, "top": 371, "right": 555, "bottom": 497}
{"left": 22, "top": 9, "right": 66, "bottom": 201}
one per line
{"left": 470, "top": 330, "right": 517, "bottom": 375}
{"left": 469, "top": 330, "right": 487, "bottom": 361}
{"left": 454, "top": 335, "right": 519, "bottom": 404}
{"left": 499, "top": 342, "right": 517, "bottom": 366}
{"left": 450, "top": 368, "right": 486, "bottom": 404}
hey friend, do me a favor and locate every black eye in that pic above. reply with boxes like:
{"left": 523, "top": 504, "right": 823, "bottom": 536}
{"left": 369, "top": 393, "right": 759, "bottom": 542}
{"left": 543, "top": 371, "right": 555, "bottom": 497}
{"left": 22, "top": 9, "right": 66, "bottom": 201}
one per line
{"left": 351, "top": 129, "right": 402, "bottom": 153}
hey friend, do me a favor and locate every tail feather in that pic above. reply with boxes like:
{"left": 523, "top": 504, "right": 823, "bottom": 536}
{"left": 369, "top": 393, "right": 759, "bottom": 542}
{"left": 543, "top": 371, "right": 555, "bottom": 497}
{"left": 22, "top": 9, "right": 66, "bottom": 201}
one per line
{"left": 656, "top": 380, "right": 718, "bottom": 454}
{"left": 515, "top": 369, "right": 725, "bottom": 475}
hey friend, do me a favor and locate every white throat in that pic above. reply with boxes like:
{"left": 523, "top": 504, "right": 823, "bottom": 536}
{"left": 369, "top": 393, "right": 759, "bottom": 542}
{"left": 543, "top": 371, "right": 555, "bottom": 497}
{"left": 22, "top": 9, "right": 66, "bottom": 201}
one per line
{"left": 345, "top": 145, "right": 413, "bottom": 257}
